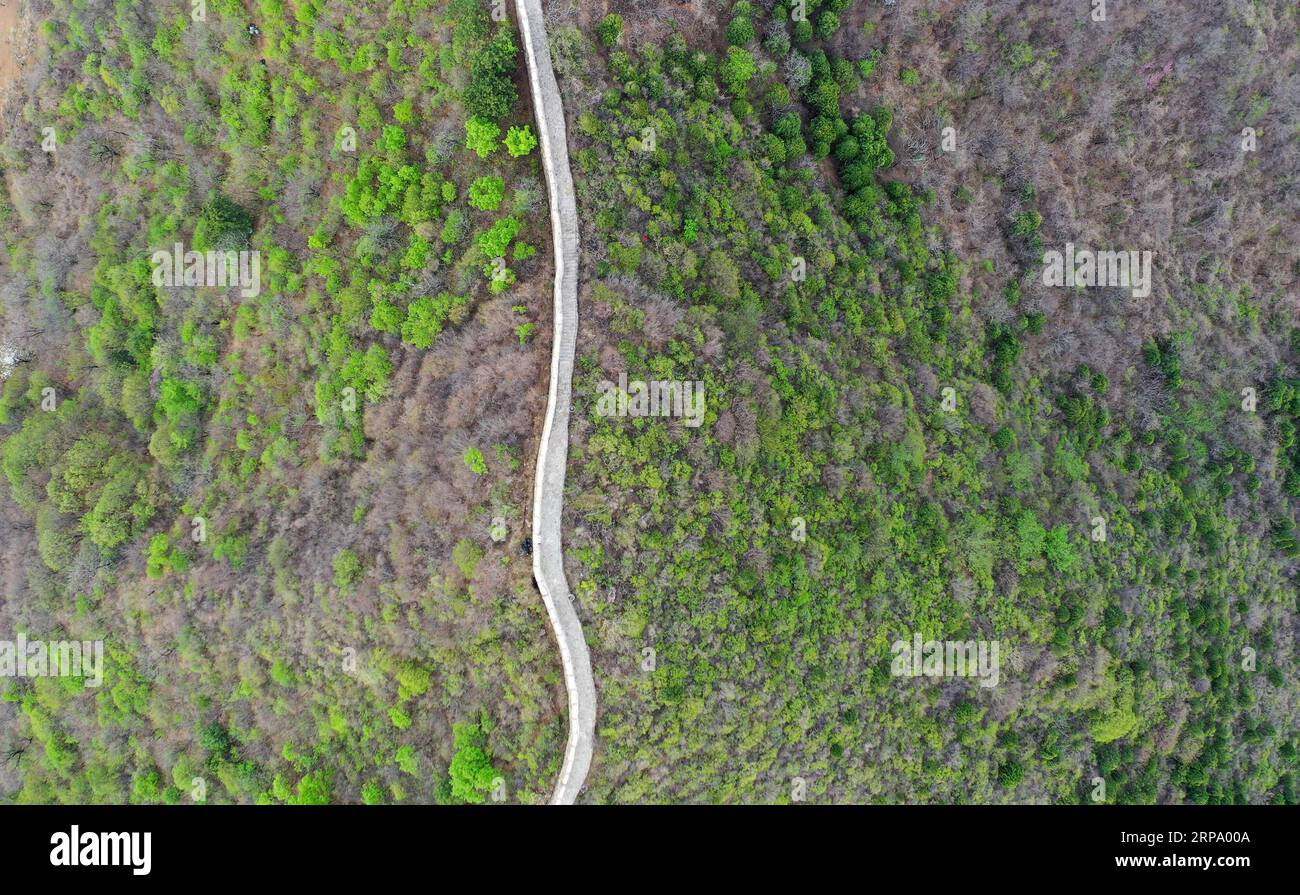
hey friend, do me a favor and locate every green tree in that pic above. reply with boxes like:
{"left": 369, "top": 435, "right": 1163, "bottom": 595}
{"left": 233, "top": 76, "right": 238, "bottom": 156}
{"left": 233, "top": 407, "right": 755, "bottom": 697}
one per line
{"left": 361, "top": 781, "right": 385, "bottom": 805}
{"left": 452, "top": 538, "right": 484, "bottom": 578}
{"left": 395, "top": 745, "right": 419, "bottom": 775}
{"left": 1044, "top": 525, "right": 1078, "bottom": 572}
{"left": 720, "top": 47, "right": 757, "bottom": 96}
{"left": 463, "top": 446, "right": 488, "bottom": 475}
{"left": 84, "top": 459, "right": 152, "bottom": 552}
{"left": 333, "top": 548, "right": 363, "bottom": 591}
{"left": 503, "top": 125, "right": 538, "bottom": 157}
{"left": 469, "top": 175, "right": 506, "bottom": 211}
{"left": 463, "top": 27, "right": 519, "bottom": 119}
{"left": 726, "top": 16, "right": 755, "bottom": 47}
{"left": 402, "top": 292, "right": 468, "bottom": 349}
{"left": 370, "top": 299, "right": 405, "bottom": 333}
{"left": 816, "top": 11, "right": 840, "bottom": 40}
{"left": 465, "top": 115, "right": 501, "bottom": 159}
{"left": 193, "top": 194, "right": 254, "bottom": 251}
{"left": 448, "top": 722, "right": 500, "bottom": 804}
{"left": 597, "top": 14, "right": 624, "bottom": 48}
{"left": 478, "top": 215, "right": 521, "bottom": 258}
{"left": 293, "top": 770, "right": 332, "bottom": 805}
{"left": 704, "top": 249, "right": 742, "bottom": 301}
{"left": 1016, "top": 511, "right": 1047, "bottom": 566}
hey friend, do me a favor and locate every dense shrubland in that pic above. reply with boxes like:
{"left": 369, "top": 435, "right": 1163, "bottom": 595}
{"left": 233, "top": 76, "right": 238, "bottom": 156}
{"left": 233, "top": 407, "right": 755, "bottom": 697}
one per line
{"left": 550, "top": 0, "right": 1297, "bottom": 803}
{"left": 0, "top": 0, "right": 559, "bottom": 803}
{"left": 1, "top": 0, "right": 1295, "bottom": 807}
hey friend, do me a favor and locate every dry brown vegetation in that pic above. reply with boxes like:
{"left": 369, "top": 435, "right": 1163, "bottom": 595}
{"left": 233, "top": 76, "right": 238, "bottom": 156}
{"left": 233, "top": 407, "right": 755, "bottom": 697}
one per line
{"left": 0, "top": 0, "right": 564, "bottom": 804}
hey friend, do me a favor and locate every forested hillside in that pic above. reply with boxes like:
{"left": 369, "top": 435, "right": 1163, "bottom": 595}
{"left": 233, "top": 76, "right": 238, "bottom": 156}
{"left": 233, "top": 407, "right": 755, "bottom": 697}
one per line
{"left": 0, "top": 0, "right": 563, "bottom": 804}
{"left": 2, "top": 0, "right": 1296, "bottom": 808}
{"left": 549, "top": 0, "right": 1298, "bottom": 803}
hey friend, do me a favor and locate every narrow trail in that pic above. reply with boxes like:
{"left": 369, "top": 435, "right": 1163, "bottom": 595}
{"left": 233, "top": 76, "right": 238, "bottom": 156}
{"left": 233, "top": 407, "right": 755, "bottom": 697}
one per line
{"left": 515, "top": 0, "right": 596, "bottom": 805}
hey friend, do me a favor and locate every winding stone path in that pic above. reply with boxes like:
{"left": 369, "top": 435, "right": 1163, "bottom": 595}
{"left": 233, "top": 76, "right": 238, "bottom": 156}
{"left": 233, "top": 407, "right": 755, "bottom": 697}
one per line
{"left": 516, "top": 0, "right": 595, "bottom": 805}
